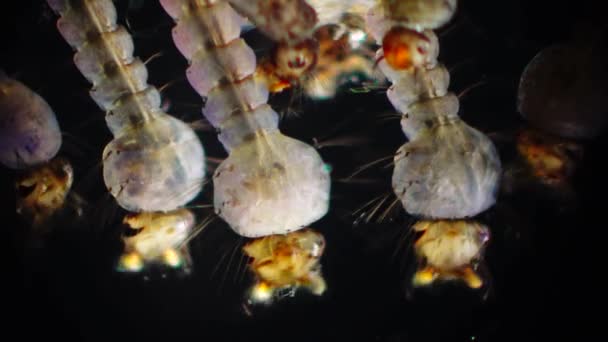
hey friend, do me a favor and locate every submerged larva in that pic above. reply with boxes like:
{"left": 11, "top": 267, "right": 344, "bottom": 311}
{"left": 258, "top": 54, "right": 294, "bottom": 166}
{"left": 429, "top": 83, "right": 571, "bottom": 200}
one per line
{"left": 361, "top": 0, "right": 500, "bottom": 291}
{"left": 47, "top": 0, "right": 206, "bottom": 213}
{"left": 161, "top": 0, "right": 330, "bottom": 238}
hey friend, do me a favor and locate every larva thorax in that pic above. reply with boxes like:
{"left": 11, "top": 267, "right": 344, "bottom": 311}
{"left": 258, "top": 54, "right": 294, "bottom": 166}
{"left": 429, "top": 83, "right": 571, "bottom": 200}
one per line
{"left": 48, "top": 0, "right": 206, "bottom": 213}
{"left": 162, "top": 0, "right": 330, "bottom": 238}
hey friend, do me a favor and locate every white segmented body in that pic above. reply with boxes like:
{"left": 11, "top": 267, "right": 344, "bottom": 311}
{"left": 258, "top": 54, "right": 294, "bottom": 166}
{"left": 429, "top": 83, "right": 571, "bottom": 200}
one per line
{"left": 366, "top": 0, "right": 501, "bottom": 219}
{"left": 161, "top": 0, "right": 330, "bottom": 238}
{"left": 47, "top": 0, "right": 206, "bottom": 212}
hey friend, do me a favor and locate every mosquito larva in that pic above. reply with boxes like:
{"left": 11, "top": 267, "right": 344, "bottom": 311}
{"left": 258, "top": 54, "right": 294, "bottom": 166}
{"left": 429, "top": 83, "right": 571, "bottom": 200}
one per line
{"left": 364, "top": 0, "right": 499, "bottom": 288}
{"left": 46, "top": 0, "right": 206, "bottom": 213}
{"left": 160, "top": 0, "right": 330, "bottom": 238}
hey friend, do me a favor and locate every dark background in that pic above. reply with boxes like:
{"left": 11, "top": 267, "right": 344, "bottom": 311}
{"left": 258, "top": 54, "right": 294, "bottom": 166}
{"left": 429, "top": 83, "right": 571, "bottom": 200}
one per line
{"left": 2, "top": 0, "right": 607, "bottom": 341}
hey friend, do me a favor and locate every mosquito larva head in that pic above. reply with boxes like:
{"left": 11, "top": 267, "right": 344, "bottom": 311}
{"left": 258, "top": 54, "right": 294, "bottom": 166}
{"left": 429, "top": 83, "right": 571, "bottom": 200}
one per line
{"left": 382, "top": 26, "right": 432, "bottom": 70}
{"left": 272, "top": 39, "right": 319, "bottom": 83}
{"left": 412, "top": 220, "right": 488, "bottom": 289}
{"left": 119, "top": 209, "right": 194, "bottom": 271}
{"left": 15, "top": 157, "right": 74, "bottom": 227}
{"left": 244, "top": 229, "right": 327, "bottom": 303}
{"left": 102, "top": 113, "right": 206, "bottom": 212}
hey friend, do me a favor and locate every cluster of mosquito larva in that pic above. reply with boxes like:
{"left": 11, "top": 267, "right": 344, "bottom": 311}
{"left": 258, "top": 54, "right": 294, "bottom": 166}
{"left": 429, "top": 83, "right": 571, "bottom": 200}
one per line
{"left": 243, "top": 228, "right": 326, "bottom": 304}
{"left": 364, "top": 0, "right": 499, "bottom": 288}
{"left": 1, "top": 72, "right": 73, "bottom": 227}
{"left": 160, "top": 0, "right": 331, "bottom": 238}
{"left": 47, "top": 0, "right": 206, "bottom": 213}
{"left": 18, "top": 0, "right": 525, "bottom": 297}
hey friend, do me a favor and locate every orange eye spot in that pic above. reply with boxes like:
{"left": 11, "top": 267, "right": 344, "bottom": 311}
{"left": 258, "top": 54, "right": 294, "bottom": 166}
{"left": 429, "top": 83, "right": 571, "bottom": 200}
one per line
{"left": 382, "top": 26, "right": 429, "bottom": 70}
{"left": 387, "top": 43, "right": 413, "bottom": 70}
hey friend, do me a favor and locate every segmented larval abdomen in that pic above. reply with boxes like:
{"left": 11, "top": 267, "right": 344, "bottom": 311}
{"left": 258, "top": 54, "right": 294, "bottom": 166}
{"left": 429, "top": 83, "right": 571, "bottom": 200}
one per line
{"left": 0, "top": 75, "right": 62, "bottom": 169}
{"left": 213, "top": 131, "right": 331, "bottom": 238}
{"left": 48, "top": 0, "right": 206, "bottom": 212}
{"left": 103, "top": 113, "right": 205, "bottom": 212}
{"left": 392, "top": 118, "right": 501, "bottom": 219}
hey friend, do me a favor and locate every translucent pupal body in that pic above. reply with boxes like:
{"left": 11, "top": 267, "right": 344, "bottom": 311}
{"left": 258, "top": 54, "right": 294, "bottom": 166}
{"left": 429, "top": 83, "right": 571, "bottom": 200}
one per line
{"left": 243, "top": 228, "right": 326, "bottom": 303}
{"left": 412, "top": 220, "right": 489, "bottom": 289}
{"left": 366, "top": 1, "right": 501, "bottom": 219}
{"left": 161, "top": 0, "right": 330, "bottom": 237}
{"left": 47, "top": 0, "right": 206, "bottom": 212}
{"left": 118, "top": 209, "right": 195, "bottom": 272}
{"left": 0, "top": 74, "right": 62, "bottom": 170}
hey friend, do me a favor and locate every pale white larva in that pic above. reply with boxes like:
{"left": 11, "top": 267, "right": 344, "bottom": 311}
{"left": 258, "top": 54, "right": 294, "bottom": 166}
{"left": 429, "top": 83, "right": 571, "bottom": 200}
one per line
{"left": 364, "top": 0, "right": 498, "bottom": 290}
{"left": 161, "top": 0, "right": 330, "bottom": 238}
{"left": 365, "top": 0, "right": 501, "bottom": 219}
{"left": 47, "top": 0, "right": 206, "bottom": 213}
